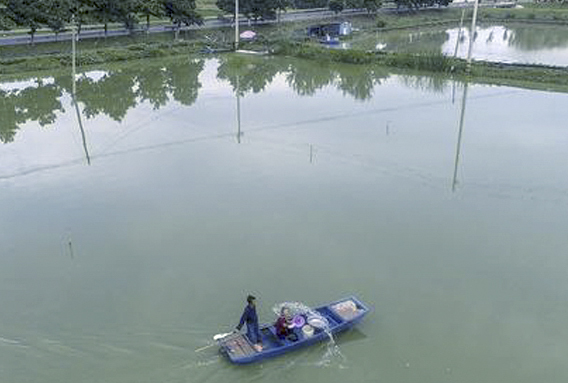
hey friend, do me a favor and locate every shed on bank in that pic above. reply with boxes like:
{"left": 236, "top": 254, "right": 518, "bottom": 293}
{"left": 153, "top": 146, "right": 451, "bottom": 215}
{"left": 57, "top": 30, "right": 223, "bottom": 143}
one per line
{"left": 307, "top": 21, "right": 352, "bottom": 38}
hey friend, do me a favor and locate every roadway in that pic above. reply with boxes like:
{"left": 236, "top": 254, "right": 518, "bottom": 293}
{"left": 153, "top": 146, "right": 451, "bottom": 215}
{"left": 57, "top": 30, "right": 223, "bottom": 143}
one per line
{"left": 0, "top": 3, "right": 513, "bottom": 47}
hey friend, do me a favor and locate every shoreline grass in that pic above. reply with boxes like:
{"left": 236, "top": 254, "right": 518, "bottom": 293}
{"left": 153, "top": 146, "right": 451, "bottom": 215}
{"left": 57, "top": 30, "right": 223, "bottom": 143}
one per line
{"left": 2, "top": 5, "right": 568, "bottom": 93}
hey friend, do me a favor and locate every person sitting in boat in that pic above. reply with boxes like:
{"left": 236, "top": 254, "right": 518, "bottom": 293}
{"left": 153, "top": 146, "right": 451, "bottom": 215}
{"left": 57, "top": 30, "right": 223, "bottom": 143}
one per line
{"left": 236, "top": 294, "right": 263, "bottom": 351}
{"left": 275, "top": 307, "right": 293, "bottom": 339}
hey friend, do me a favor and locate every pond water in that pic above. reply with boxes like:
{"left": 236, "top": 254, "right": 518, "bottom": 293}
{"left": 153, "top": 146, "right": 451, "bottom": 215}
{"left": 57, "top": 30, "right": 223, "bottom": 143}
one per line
{"left": 1, "top": 55, "right": 568, "bottom": 383}
{"left": 365, "top": 23, "right": 568, "bottom": 66}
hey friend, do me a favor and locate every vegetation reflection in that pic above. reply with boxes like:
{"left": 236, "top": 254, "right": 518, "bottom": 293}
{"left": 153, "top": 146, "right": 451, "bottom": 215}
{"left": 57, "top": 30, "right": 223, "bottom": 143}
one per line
{"left": 1, "top": 55, "right": 455, "bottom": 144}
{"left": 507, "top": 24, "right": 568, "bottom": 51}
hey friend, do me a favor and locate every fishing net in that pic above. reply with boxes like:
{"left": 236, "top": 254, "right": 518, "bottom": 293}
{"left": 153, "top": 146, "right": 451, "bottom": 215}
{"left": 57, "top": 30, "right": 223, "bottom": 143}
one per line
{"left": 271, "top": 302, "right": 330, "bottom": 330}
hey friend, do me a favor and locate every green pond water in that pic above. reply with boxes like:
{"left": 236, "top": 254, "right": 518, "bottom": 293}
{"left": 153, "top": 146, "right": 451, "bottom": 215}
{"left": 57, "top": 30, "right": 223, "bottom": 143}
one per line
{"left": 1, "top": 55, "right": 568, "bottom": 383}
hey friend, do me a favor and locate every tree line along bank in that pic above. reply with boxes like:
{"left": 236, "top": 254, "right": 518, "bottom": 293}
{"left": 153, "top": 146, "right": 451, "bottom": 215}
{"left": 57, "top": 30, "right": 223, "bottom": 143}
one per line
{"left": 0, "top": 0, "right": 454, "bottom": 43}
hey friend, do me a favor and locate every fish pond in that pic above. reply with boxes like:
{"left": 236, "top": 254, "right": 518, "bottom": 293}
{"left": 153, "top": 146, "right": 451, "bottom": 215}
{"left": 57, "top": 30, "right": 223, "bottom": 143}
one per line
{"left": 1, "top": 54, "right": 568, "bottom": 383}
{"left": 353, "top": 22, "right": 568, "bottom": 66}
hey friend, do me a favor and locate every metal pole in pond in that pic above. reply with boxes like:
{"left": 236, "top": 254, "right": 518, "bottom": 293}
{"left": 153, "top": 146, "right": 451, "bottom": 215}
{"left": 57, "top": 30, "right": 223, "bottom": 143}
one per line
{"left": 235, "top": 0, "right": 239, "bottom": 50}
{"left": 466, "top": 0, "right": 480, "bottom": 72}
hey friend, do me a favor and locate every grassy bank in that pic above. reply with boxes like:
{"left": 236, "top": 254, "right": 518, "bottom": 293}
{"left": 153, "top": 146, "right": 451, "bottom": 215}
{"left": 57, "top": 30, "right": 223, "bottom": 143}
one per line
{"left": 271, "top": 40, "right": 568, "bottom": 91}
{"left": 0, "top": 40, "right": 214, "bottom": 75}
{"left": 2, "top": 5, "right": 568, "bottom": 92}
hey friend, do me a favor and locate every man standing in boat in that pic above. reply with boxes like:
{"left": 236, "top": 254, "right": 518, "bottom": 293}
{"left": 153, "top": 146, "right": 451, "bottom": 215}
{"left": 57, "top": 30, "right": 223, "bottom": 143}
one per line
{"left": 236, "top": 295, "right": 263, "bottom": 351}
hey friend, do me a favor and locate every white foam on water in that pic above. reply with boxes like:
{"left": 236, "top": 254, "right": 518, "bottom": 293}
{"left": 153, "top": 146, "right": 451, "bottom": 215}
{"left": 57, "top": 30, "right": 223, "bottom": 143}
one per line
{"left": 0, "top": 336, "right": 25, "bottom": 346}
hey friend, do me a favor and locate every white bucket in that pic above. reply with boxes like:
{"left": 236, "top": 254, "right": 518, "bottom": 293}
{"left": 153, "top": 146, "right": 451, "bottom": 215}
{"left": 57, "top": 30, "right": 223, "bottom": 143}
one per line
{"left": 302, "top": 324, "right": 314, "bottom": 338}
{"left": 307, "top": 316, "right": 327, "bottom": 329}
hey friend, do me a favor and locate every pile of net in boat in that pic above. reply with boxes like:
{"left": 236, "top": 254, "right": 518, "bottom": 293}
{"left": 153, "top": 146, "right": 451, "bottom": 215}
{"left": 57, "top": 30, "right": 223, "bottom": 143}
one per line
{"left": 271, "top": 301, "right": 330, "bottom": 331}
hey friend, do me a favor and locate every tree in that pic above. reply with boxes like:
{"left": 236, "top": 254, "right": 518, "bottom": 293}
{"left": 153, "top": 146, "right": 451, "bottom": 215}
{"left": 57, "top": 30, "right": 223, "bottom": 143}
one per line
{"left": 216, "top": 0, "right": 277, "bottom": 23}
{"left": 162, "top": 0, "right": 203, "bottom": 39}
{"left": 362, "top": 0, "right": 382, "bottom": 15}
{"left": 3, "top": 0, "right": 45, "bottom": 44}
{"left": 242, "top": 0, "right": 277, "bottom": 22}
{"left": 42, "top": 0, "right": 73, "bottom": 38}
{"left": 0, "top": 2, "right": 16, "bottom": 30}
{"left": 69, "top": 0, "right": 94, "bottom": 35}
{"left": 137, "top": 0, "right": 163, "bottom": 31}
{"left": 328, "top": 0, "right": 344, "bottom": 15}
{"left": 88, "top": 0, "right": 139, "bottom": 35}
{"left": 292, "top": 0, "right": 328, "bottom": 8}
{"left": 274, "top": 0, "right": 292, "bottom": 22}
{"left": 215, "top": 0, "right": 235, "bottom": 17}
{"left": 393, "top": 0, "right": 452, "bottom": 10}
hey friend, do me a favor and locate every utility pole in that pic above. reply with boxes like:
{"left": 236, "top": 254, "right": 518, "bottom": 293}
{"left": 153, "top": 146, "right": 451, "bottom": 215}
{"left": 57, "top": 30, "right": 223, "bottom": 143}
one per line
{"left": 466, "top": 0, "right": 480, "bottom": 72}
{"left": 235, "top": 0, "right": 239, "bottom": 50}
{"left": 72, "top": 15, "right": 77, "bottom": 96}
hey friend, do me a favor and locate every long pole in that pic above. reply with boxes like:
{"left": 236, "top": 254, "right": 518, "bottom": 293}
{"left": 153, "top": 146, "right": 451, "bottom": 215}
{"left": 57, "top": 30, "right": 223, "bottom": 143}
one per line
{"left": 466, "top": 0, "right": 480, "bottom": 72}
{"left": 234, "top": 0, "right": 239, "bottom": 50}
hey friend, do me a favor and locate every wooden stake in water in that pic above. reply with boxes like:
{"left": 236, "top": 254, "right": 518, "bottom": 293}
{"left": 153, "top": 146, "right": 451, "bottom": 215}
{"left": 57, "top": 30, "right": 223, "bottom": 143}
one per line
{"left": 68, "top": 237, "right": 75, "bottom": 259}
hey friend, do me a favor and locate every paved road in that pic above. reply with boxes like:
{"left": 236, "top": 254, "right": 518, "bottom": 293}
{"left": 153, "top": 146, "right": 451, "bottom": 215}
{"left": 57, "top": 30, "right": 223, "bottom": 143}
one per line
{"left": 0, "top": 3, "right": 510, "bottom": 47}
{"left": 0, "top": 9, "right": 360, "bottom": 46}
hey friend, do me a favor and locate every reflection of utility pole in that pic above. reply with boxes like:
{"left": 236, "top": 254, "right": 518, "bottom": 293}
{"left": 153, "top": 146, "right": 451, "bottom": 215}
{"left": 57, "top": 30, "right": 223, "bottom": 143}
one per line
{"left": 451, "top": 9, "right": 465, "bottom": 104}
{"left": 235, "top": 74, "right": 242, "bottom": 143}
{"left": 452, "top": 82, "right": 469, "bottom": 192}
{"left": 72, "top": 17, "right": 91, "bottom": 165}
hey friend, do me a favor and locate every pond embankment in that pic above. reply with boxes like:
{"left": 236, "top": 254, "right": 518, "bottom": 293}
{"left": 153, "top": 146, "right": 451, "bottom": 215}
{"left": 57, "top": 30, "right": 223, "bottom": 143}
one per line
{"left": 1, "top": 5, "right": 567, "bottom": 91}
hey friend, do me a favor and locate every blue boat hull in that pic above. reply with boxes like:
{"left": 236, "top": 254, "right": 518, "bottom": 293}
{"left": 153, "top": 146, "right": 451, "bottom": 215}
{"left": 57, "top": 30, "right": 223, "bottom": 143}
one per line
{"left": 219, "top": 296, "right": 369, "bottom": 364}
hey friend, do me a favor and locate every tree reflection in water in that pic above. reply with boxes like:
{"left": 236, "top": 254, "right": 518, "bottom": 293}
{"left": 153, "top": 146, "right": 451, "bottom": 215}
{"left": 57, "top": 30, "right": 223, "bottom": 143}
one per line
{"left": 1, "top": 55, "right": 449, "bottom": 144}
{"left": 507, "top": 24, "right": 568, "bottom": 51}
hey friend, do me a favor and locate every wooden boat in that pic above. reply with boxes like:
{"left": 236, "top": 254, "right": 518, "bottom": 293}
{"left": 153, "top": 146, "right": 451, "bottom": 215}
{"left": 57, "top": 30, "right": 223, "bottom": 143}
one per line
{"left": 218, "top": 296, "right": 369, "bottom": 364}
{"left": 319, "top": 37, "right": 340, "bottom": 45}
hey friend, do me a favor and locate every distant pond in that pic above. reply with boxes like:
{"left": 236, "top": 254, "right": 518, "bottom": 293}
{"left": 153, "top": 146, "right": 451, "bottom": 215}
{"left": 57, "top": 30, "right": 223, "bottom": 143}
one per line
{"left": 355, "top": 23, "right": 568, "bottom": 66}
